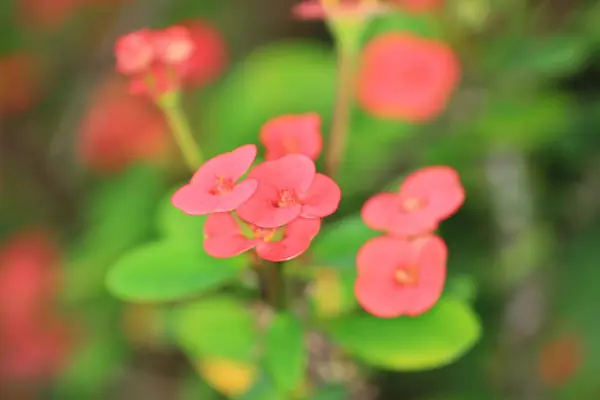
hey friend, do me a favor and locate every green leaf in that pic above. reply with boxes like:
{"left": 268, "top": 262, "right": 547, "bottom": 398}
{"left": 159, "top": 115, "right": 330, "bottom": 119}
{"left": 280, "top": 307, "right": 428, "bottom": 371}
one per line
{"left": 106, "top": 241, "right": 245, "bottom": 303}
{"left": 326, "top": 298, "right": 481, "bottom": 371}
{"left": 80, "top": 165, "right": 166, "bottom": 260}
{"left": 311, "top": 385, "right": 349, "bottom": 400}
{"left": 311, "top": 216, "right": 378, "bottom": 270}
{"left": 156, "top": 186, "right": 206, "bottom": 240}
{"left": 364, "top": 11, "right": 443, "bottom": 41}
{"left": 205, "top": 41, "right": 336, "bottom": 155}
{"left": 241, "top": 372, "right": 286, "bottom": 400}
{"left": 264, "top": 313, "right": 306, "bottom": 393}
{"left": 174, "top": 295, "right": 258, "bottom": 361}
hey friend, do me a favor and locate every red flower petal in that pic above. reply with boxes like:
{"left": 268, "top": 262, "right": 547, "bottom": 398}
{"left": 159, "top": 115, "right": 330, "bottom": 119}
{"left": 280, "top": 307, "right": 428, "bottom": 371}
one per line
{"left": 355, "top": 235, "right": 447, "bottom": 318}
{"left": 172, "top": 145, "right": 258, "bottom": 215}
{"left": 180, "top": 19, "right": 228, "bottom": 88}
{"left": 361, "top": 192, "right": 398, "bottom": 231}
{"left": 237, "top": 184, "right": 303, "bottom": 228}
{"left": 191, "top": 144, "right": 258, "bottom": 185}
{"left": 203, "top": 213, "right": 255, "bottom": 258}
{"left": 249, "top": 154, "right": 316, "bottom": 193}
{"left": 114, "top": 30, "right": 155, "bottom": 75}
{"left": 357, "top": 33, "right": 460, "bottom": 122}
{"left": 255, "top": 218, "right": 321, "bottom": 262}
{"left": 237, "top": 155, "right": 317, "bottom": 228}
{"left": 153, "top": 26, "right": 195, "bottom": 66}
{"left": 300, "top": 173, "right": 342, "bottom": 219}
{"left": 400, "top": 165, "right": 465, "bottom": 220}
{"left": 260, "top": 113, "right": 323, "bottom": 161}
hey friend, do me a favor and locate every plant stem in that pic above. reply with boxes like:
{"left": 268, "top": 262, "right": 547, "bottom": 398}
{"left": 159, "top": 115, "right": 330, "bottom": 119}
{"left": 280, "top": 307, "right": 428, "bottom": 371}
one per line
{"left": 325, "top": 42, "right": 358, "bottom": 178}
{"left": 157, "top": 93, "right": 203, "bottom": 171}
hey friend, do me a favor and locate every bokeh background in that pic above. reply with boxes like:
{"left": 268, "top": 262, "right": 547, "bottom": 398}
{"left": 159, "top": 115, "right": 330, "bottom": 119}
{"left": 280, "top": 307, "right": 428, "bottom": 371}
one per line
{"left": 1, "top": 0, "right": 600, "bottom": 399}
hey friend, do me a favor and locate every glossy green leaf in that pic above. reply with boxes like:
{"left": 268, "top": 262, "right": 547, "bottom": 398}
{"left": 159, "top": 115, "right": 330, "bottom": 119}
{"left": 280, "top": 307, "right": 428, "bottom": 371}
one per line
{"left": 326, "top": 298, "right": 481, "bottom": 371}
{"left": 311, "top": 215, "right": 378, "bottom": 270}
{"left": 106, "top": 241, "right": 245, "bottom": 303}
{"left": 156, "top": 186, "right": 207, "bottom": 240}
{"left": 264, "top": 313, "right": 306, "bottom": 393}
{"left": 205, "top": 40, "right": 336, "bottom": 155}
{"left": 241, "top": 372, "right": 286, "bottom": 400}
{"left": 174, "top": 295, "right": 258, "bottom": 361}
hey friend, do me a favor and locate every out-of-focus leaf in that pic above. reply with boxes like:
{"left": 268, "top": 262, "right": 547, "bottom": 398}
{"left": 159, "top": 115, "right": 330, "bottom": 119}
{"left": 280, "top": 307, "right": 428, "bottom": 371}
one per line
{"left": 80, "top": 165, "right": 166, "bottom": 260}
{"left": 364, "top": 11, "right": 443, "bottom": 41}
{"left": 444, "top": 275, "right": 478, "bottom": 304}
{"left": 194, "top": 357, "right": 259, "bottom": 398}
{"left": 205, "top": 41, "right": 336, "bottom": 155}
{"left": 179, "top": 374, "right": 220, "bottom": 400}
{"left": 474, "top": 93, "right": 571, "bottom": 150}
{"left": 311, "top": 215, "right": 378, "bottom": 269}
{"left": 486, "top": 35, "right": 592, "bottom": 79}
{"left": 326, "top": 298, "right": 481, "bottom": 371}
{"left": 311, "top": 384, "right": 349, "bottom": 400}
{"left": 264, "top": 313, "right": 306, "bottom": 393}
{"left": 155, "top": 186, "right": 206, "bottom": 240}
{"left": 242, "top": 372, "right": 286, "bottom": 400}
{"left": 106, "top": 241, "right": 245, "bottom": 303}
{"left": 310, "top": 267, "right": 359, "bottom": 318}
{"left": 174, "top": 295, "right": 258, "bottom": 361}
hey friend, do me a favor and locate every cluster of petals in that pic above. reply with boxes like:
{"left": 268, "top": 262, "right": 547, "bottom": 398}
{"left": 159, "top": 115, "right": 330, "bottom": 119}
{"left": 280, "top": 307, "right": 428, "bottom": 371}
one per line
{"left": 114, "top": 21, "right": 227, "bottom": 97}
{"left": 0, "top": 52, "right": 41, "bottom": 115}
{"left": 355, "top": 166, "right": 465, "bottom": 318}
{"left": 0, "top": 229, "right": 71, "bottom": 380}
{"left": 293, "top": 0, "right": 389, "bottom": 20}
{"left": 357, "top": 32, "right": 460, "bottom": 123}
{"left": 172, "top": 116, "right": 340, "bottom": 262}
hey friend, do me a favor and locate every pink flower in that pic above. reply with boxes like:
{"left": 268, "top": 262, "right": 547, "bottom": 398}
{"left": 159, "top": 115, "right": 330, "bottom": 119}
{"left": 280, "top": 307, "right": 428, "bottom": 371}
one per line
{"left": 114, "top": 29, "right": 155, "bottom": 75}
{"left": 203, "top": 213, "right": 321, "bottom": 262}
{"left": 355, "top": 235, "right": 447, "bottom": 317}
{"left": 259, "top": 113, "right": 323, "bottom": 161}
{"left": 236, "top": 154, "right": 341, "bottom": 228}
{"left": 293, "top": 0, "right": 387, "bottom": 20}
{"left": 153, "top": 26, "right": 195, "bottom": 65}
{"left": 362, "top": 166, "right": 464, "bottom": 238}
{"left": 172, "top": 145, "right": 259, "bottom": 216}
{"left": 357, "top": 33, "right": 460, "bottom": 122}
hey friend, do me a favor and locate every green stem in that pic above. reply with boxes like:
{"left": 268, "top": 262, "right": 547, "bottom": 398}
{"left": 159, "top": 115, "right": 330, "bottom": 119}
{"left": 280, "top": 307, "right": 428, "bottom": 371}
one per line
{"left": 157, "top": 93, "right": 203, "bottom": 171}
{"left": 325, "top": 31, "right": 359, "bottom": 178}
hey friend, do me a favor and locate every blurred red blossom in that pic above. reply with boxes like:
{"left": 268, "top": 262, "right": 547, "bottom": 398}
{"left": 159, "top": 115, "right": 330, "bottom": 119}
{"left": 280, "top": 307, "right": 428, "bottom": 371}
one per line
{"left": 237, "top": 154, "right": 341, "bottom": 228}
{"left": 17, "top": 0, "right": 82, "bottom": 29}
{"left": 539, "top": 333, "right": 584, "bottom": 388}
{"left": 357, "top": 32, "right": 460, "bottom": 122}
{"left": 115, "top": 21, "right": 227, "bottom": 98}
{"left": 0, "top": 52, "right": 42, "bottom": 115}
{"left": 293, "top": 0, "right": 388, "bottom": 20}
{"left": 78, "top": 78, "right": 170, "bottom": 173}
{"left": 172, "top": 145, "right": 259, "bottom": 216}
{"left": 355, "top": 235, "right": 447, "bottom": 317}
{"left": 362, "top": 166, "right": 464, "bottom": 238}
{"left": 0, "top": 229, "right": 71, "bottom": 381}
{"left": 259, "top": 113, "right": 323, "bottom": 161}
{"left": 204, "top": 213, "right": 321, "bottom": 262}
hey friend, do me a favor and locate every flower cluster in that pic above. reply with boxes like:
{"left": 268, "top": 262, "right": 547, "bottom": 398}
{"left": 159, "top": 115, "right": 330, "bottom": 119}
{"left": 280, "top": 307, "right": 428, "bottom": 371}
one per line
{"left": 172, "top": 113, "right": 341, "bottom": 262}
{"left": 0, "top": 229, "right": 71, "bottom": 380}
{"left": 357, "top": 32, "right": 460, "bottom": 123}
{"left": 355, "top": 166, "right": 465, "bottom": 317}
{"left": 114, "top": 21, "right": 226, "bottom": 98}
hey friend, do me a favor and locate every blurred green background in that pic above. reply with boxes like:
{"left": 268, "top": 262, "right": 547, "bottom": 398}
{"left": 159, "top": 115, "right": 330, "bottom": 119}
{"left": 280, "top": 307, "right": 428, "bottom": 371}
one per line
{"left": 1, "top": 0, "right": 600, "bottom": 399}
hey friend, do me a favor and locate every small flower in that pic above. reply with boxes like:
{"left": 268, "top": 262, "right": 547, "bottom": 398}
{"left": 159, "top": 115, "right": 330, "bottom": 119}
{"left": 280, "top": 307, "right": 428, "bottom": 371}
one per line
{"left": 259, "top": 113, "right": 323, "bottom": 161}
{"left": 355, "top": 235, "right": 447, "bottom": 317}
{"left": 203, "top": 213, "right": 321, "bottom": 262}
{"left": 293, "top": 0, "right": 388, "bottom": 21}
{"left": 357, "top": 32, "right": 460, "bottom": 122}
{"left": 172, "top": 145, "right": 259, "bottom": 216}
{"left": 236, "top": 154, "right": 341, "bottom": 228}
{"left": 362, "top": 166, "right": 464, "bottom": 237}
{"left": 114, "top": 29, "right": 155, "bottom": 75}
{"left": 115, "top": 21, "right": 227, "bottom": 97}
